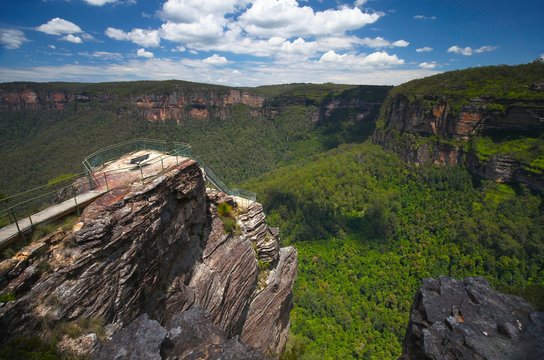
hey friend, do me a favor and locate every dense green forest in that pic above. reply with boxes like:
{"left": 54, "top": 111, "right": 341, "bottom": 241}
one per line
{"left": 0, "top": 83, "right": 389, "bottom": 196}
{"left": 244, "top": 142, "right": 544, "bottom": 359}
{"left": 1, "top": 64, "right": 544, "bottom": 359}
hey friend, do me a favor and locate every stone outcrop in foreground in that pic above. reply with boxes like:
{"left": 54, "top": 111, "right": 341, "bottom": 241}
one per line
{"left": 0, "top": 160, "right": 297, "bottom": 358}
{"left": 402, "top": 277, "right": 544, "bottom": 360}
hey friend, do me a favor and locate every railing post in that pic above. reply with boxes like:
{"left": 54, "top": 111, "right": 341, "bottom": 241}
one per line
{"left": 140, "top": 166, "right": 145, "bottom": 187}
{"left": 27, "top": 205, "right": 33, "bottom": 229}
{"left": 10, "top": 208, "right": 21, "bottom": 237}
{"left": 73, "top": 187, "right": 80, "bottom": 216}
{"left": 104, "top": 173, "right": 109, "bottom": 191}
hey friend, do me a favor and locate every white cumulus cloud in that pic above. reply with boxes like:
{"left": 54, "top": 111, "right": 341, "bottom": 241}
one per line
{"left": 447, "top": 45, "right": 473, "bottom": 56}
{"left": 0, "top": 29, "right": 28, "bottom": 49}
{"left": 106, "top": 27, "right": 161, "bottom": 47}
{"left": 448, "top": 45, "right": 498, "bottom": 56}
{"left": 419, "top": 61, "right": 437, "bottom": 69}
{"left": 239, "top": 0, "right": 381, "bottom": 38}
{"left": 203, "top": 54, "right": 228, "bottom": 64}
{"left": 160, "top": 16, "right": 224, "bottom": 45}
{"left": 136, "top": 48, "right": 155, "bottom": 58}
{"left": 37, "top": 18, "right": 82, "bottom": 35}
{"left": 319, "top": 50, "right": 404, "bottom": 67}
{"left": 416, "top": 46, "right": 433, "bottom": 52}
{"left": 62, "top": 34, "right": 82, "bottom": 44}
{"left": 392, "top": 40, "right": 409, "bottom": 47}
{"left": 160, "top": 0, "right": 248, "bottom": 23}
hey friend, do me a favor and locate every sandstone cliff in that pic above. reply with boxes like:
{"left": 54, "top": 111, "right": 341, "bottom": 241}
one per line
{"left": 373, "top": 62, "right": 544, "bottom": 191}
{"left": 402, "top": 277, "right": 544, "bottom": 360}
{"left": 0, "top": 160, "right": 297, "bottom": 358}
{"left": 0, "top": 84, "right": 264, "bottom": 122}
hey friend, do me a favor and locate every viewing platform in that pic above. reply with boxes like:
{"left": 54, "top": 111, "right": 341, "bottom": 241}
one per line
{"left": 0, "top": 138, "right": 256, "bottom": 251}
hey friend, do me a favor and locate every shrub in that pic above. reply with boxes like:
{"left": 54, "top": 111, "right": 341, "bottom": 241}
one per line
{"left": 221, "top": 217, "right": 239, "bottom": 235}
{"left": 217, "top": 202, "right": 233, "bottom": 218}
{"left": 0, "top": 293, "right": 16, "bottom": 303}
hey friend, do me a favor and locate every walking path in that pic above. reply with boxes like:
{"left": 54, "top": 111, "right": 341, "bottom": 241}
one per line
{"left": 0, "top": 189, "right": 107, "bottom": 248}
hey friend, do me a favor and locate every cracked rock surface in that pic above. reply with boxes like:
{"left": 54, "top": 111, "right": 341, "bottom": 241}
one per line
{"left": 402, "top": 276, "right": 544, "bottom": 360}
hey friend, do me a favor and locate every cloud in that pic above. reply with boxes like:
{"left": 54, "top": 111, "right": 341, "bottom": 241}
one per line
{"left": 203, "top": 54, "right": 228, "bottom": 64}
{"left": 447, "top": 45, "right": 473, "bottom": 56}
{"left": 0, "top": 58, "right": 438, "bottom": 86}
{"left": 392, "top": 40, "right": 409, "bottom": 47}
{"left": 319, "top": 50, "right": 404, "bottom": 67}
{"left": 238, "top": 0, "right": 381, "bottom": 37}
{"left": 354, "top": 0, "right": 367, "bottom": 8}
{"left": 416, "top": 46, "right": 433, "bottom": 52}
{"left": 62, "top": 34, "right": 82, "bottom": 44}
{"left": 0, "top": 29, "right": 28, "bottom": 49}
{"left": 419, "top": 61, "right": 437, "bottom": 69}
{"left": 172, "top": 45, "right": 186, "bottom": 52}
{"left": 448, "top": 45, "right": 498, "bottom": 56}
{"left": 106, "top": 27, "right": 161, "bottom": 47}
{"left": 136, "top": 48, "right": 154, "bottom": 58}
{"left": 48, "top": 44, "right": 56, "bottom": 49}
{"left": 83, "top": 0, "right": 118, "bottom": 5}
{"left": 37, "top": 18, "right": 82, "bottom": 35}
{"left": 475, "top": 45, "right": 498, "bottom": 53}
{"left": 79, "top": 51, "right": 124, "bottom": 60}
{"left": 159, "top": 0, "right": 249, "bottom": 23}
{"left": 160, "top": 16, "right": 224, "bottom": 45}
{"left": 414, "top": 15, "right": 436, "bottom": 20}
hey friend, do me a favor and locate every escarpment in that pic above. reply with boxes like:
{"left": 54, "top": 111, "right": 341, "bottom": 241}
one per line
{"left": 0, "top": 160, "right": 297, "bottom": 358}
{"left": 373, "top": 62, "right": 544, "bottom": 191}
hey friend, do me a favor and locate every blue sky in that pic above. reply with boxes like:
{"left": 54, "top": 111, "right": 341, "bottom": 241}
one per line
{"left": 0, "top": 0, "right": 542, "bottom": 86}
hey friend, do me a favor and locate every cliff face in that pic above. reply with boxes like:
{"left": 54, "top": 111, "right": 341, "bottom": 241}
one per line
{"left": 0, "top": 87, "right": 264, "bottom": 122}
{"left": 373, "top": 66, "right": 544, "bottom": 190}
{"left": 0, "top": 160, "right": 297, "bottom": 358}
{"left": 381, "top": 94, "right": 544, "bottom": 140}
{"left": 402, "top": 277, "right": 544, "bottom": 360}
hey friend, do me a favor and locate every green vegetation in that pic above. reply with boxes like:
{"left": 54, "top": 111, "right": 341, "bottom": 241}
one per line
{"left": 0, "top": 292, "right": 16, "bottom": 303}
{"left": 54, "top": 317, "right": 106, "bottom": 341}
{"left": 0, "top": 336, "right": 58, "bottom": 360}
{"left": 389, "top": 61, "right": 544, "bottom": 105}
{"left": 217, "top": 202, "right": 239, "bottom": 235}
{"left": 471, "top": 136, "right": 544, "bottom": 174}
{"left": 244, "top": 142, "right": 544, "bottom": 359}
{"left": 0, "top": 83, "right": 389, "bottom": 196}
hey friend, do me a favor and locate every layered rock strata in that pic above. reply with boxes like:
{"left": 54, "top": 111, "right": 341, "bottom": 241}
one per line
{"left": 0, "top": 160, "right": 297, "bottom": 358}
{"left": 373, "top": 93, "right": 544, "bottom": 190}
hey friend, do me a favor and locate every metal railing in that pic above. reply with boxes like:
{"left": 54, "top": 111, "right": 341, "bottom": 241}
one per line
{"left": 1, "top": 138, "right": 256, "bottom": 247}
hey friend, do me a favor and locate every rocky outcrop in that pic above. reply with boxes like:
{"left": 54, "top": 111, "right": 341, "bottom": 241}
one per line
{"left": 0, "top": 160, "right": 297, "bottom": 358}
{"left": 94, "top": 309, "right": 265, "bottom": 360}
{"left": 402, "top": 277, "right": 544, "bottom": 360}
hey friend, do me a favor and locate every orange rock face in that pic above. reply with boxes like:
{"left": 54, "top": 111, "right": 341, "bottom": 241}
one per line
{"left": 189, "top": 108, "right": 209, "bottom": 119}
{"left": 21, "top": 90, "right": 38, "bottom": 105}
{"left": 454, "top": 112, "right": 481, "bottom": 138}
